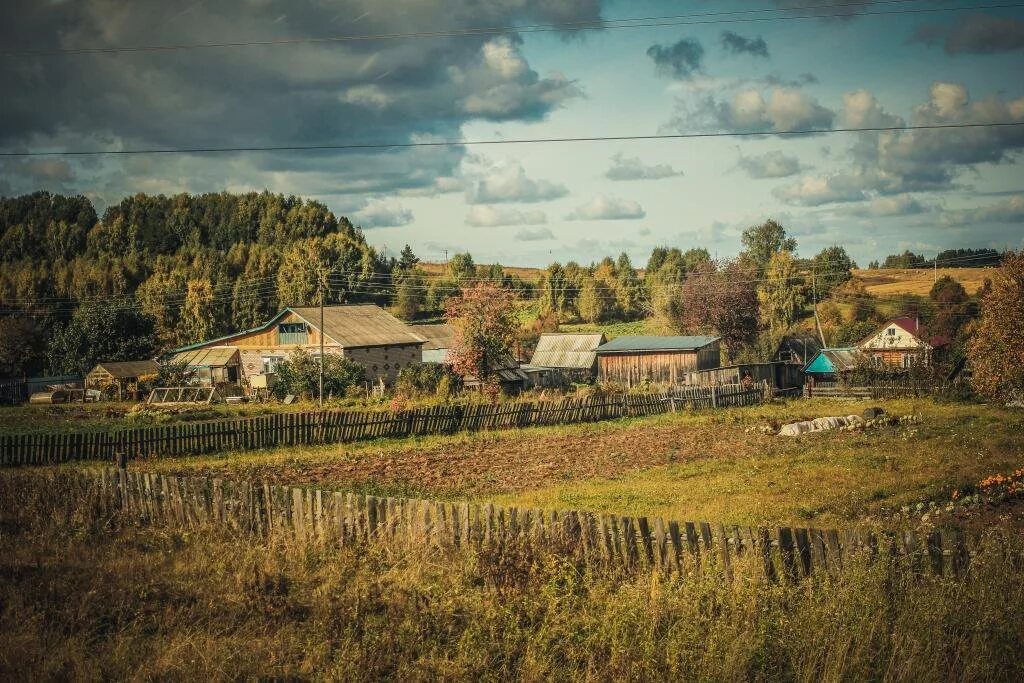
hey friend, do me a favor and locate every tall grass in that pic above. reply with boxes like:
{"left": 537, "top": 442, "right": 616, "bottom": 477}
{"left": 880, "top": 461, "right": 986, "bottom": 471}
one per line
{"left": 2, "top": 471, "right": 1023, "bottom": 680}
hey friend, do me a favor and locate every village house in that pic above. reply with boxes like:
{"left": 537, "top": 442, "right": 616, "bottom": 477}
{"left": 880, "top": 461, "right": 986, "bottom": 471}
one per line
{"left": 169, "top": 305, "right": 426, "bottom": 390}
{"left": 858, "top": 317, "right": 948, "bottom": 369}
{"left": 522, "top": 332, "right": 606, "bottom": 387}
{"left": 594, "top": 335, "right": 721, "bottom": 387}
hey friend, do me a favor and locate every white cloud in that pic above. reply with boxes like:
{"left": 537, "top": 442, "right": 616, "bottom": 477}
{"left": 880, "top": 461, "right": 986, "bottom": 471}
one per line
{"left": 465, "top": 161, "right": 568, "bottom": 204}
{"left": 466, "top": 205, "right": 547, "bottom": 227}
{"left": 515, "top": 227, "right": 555, "bottom": 241}
{"left": 566, "top": 195, "right": 646, "bottom": 220}
{"left": 773, "top": 174, "right": 867, "bottom": 206}
{"left": 605, "top": 153, "right": 682, "bottom": 180}
{"left": 679, "top": 86, "right": 835, "bottom": 133}
{"left": 351, "top": 200, "right": 413, "bottom": 228}
{"left": 849, "top": 195, "right": 934, "bottom": 217}
{"left": 939, "top": 195, "right": 1024, "bottom": 227}
{"left": 736, "top": 151, "right": 802, "bottom": 178}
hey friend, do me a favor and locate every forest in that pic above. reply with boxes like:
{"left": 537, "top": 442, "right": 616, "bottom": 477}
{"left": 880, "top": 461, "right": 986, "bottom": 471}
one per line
{"left": 0, "top": 191, "right": 990, "bottom": 379}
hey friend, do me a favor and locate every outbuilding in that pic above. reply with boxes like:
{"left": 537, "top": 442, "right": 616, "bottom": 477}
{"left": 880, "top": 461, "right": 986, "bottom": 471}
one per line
{"left": 594, "top": 335, "right": 720, "bottom": 387}
{"left": 85, "top": 360, "right": 160, "bottom": 400}
{"left": 802, "top": 347, "right": 863, "bottom": 380}
{"left": 526, "top": 332, "right": 606, "bottom": 386}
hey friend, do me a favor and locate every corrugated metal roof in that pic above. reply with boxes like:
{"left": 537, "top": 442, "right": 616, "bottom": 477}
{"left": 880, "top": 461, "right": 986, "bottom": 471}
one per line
{"left": 529, "top": 333, "right": 605, "bottom": 369}
{"left": 595, "top": 335, "right": 719, "bottom": 353}
{"left": 92, "top": 360, "right": 160, "bottom": 379}
{"left": 172, "top": 347, "right": 240, "bottom": 367}
{"left": 462, "top": 353, "right": 527, "bottom": 385}
{"left": 290, "top": 305, "right": 427, "bottom": 348}
{"left": 411, "top": 323, "right": 454, "bottom": 350}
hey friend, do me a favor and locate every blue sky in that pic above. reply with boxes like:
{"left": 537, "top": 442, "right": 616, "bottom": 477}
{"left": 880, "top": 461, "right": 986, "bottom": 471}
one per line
{"left": 2, "top": 0, "right": 1023, "bottom": 266}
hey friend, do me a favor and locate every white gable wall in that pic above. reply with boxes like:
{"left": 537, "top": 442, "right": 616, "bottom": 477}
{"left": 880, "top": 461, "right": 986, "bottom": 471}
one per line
{"left": 860, "top": 323, "right": 929, "bottom": 351}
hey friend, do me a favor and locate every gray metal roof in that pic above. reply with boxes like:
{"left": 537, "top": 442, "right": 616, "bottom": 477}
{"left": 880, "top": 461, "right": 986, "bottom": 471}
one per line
{"left": 595, "top": 335, "right": 719, "bottom": 353}
{"left": 411, "top": 323, "right": 454, "bottom": 350}
{"left": 291, "top": 305, "right": 426, "bottom": 348}
{"left": 822, "top": 348, "right": 863, "bottom": 372}
{"left": 529, "top": 333, "right": 605, "bottom": 369}
{"left": 171, "top": 347, "right": 240, "bottom": 368}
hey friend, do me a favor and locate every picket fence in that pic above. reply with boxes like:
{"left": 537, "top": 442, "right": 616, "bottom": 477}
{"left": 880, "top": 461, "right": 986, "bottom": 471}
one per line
{"left": 80, "top": 467, "right": 973, "bottom": 580}
{"left": 805, "top": 379, "right": 934, "bottom": 399}
{"left": 0, "top": 384, "right": 768, "bottom": 467}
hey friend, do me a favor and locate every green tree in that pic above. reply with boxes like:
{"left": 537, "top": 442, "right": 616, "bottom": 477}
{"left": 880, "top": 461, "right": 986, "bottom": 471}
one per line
{"left": 577, "top": 276, "right": 608, "bottom": 324}
{"left": 273, "top": 349, "right": 367, "bottom": 399}
{"left": 47, "top": 302, "right": 156, "bottom": 375}
{"left": 928, "top": 275, "right": 971, "bottom": 340}
{"left": 812, "top": 245, "right": 856, "bottom": 296}
{"left": 740, "top": 219, "right": 797, "bottom": 274}
{"left": 447, "top": 252, "right": 476, "bottom": 281}
{"left": 392, "top": 269, "right": 426, "bottom": 321}
{"left": 398, "top": 244, "right": 419, "bottom": 271}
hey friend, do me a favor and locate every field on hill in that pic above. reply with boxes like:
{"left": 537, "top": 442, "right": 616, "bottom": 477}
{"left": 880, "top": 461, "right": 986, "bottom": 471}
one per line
{"left": 851, "top": 267, "right": 994, "bottom": 296}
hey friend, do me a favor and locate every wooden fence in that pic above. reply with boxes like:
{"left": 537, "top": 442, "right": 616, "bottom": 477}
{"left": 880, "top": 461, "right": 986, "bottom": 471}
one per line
{"left": 0, "top": 384, "right": 768, "bottom": 467}
{"left": 79, "top": 467, "right": 973, "bottom": 580}
{"left": 805, "top": 379, "right": 935, "bottom": 399}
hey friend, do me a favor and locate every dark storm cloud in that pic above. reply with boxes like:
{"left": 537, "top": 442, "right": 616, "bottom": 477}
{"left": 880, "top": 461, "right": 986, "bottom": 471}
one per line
{"left": 646, "top": 38, "right": 704, "bottom": 79}
{"left": 720, "top": 31, "right": 769, "bottom": 59}
{"left": 912, "top": 14, "right": 1024, "bottom": 55}
{"left": 0, "top": 0, "right": 599, "bottom": 201}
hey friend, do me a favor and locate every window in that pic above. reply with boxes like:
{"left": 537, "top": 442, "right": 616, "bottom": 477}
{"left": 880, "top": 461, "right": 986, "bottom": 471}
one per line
{"left": 886, "top": 328, "right": 896, "bottom": 336}
{"left": 903, "top": 354, "right": 913, "bottom": 369}
{"left": 262, "top": 355, "right": 287, "bottom": 374}
{"left": 278, "top": 323, "right": 308, "bottom": 345}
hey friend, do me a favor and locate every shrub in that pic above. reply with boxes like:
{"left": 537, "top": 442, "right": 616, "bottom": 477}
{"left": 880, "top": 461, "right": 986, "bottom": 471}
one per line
{"left": 394, "top": 362, "right": 461, "bottom": 398}
{"left": 272, "top": 349, "right": 366, "bottom": 399}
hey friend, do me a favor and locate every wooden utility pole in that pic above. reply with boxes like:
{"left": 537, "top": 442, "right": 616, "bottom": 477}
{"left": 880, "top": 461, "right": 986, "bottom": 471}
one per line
{"left": 812, "top": 268, "right": 826, "bottom": 348}
{"left": 319, "top": 267, "right": 326, "bottom": 407}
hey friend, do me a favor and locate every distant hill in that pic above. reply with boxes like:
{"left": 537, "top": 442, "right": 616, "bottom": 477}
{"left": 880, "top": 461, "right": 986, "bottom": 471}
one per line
{"left": 852, "top": 267, "right": 994, "bottom": 296}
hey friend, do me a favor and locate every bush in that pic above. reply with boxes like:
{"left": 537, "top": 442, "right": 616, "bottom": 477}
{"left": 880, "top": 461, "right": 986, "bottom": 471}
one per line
{"left": 394, "top": 362, "right": 461, "bottom": 398}
{"left": 272, "top": 349, "right": 366, "bottom": 400}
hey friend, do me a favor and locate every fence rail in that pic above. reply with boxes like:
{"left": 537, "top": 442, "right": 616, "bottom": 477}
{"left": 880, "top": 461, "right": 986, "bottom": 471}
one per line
{"left": 805, "top": 379, "right": 936, "bottom": 399}
{"left": 78, "top": 467, "right": 973, "bottom": 580}
{"left": 0, "top": 384, "right": 769, "bottom": 467}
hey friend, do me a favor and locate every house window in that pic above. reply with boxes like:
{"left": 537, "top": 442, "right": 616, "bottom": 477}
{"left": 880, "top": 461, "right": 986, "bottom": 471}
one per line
{"left": 903, "top": 354, "right": 913, "bottom": 369}
{"left": 278, "top": 323, "right": 308, "bottom": 345}
{"left": 262, "top": 355, "right": 287, "bottom": 373}
{"left": 887, "top": 328, "right": 896, "bottom": 336}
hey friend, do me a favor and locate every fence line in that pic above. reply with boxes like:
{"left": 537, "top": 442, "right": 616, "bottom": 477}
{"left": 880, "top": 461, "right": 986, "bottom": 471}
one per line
{"left": 0, "top": 384, "right": 769, "bottom": 467}
{"left": 77, "top": 467, "right": 972, "bottom": 580}
{"left": 805, "top": 378, "right": 936, "bottom": 399}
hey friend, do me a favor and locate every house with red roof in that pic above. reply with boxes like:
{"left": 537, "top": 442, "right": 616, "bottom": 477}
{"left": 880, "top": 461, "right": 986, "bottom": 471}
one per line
{"left": 857, "top": 317, "right": 949, "bottom": 369}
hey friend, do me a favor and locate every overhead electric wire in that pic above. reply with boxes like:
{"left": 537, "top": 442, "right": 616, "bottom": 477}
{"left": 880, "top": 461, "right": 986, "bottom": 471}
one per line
{"left": 3, "top": 0, "right": 1019, "bottom": 57}
{"left": 5, "top": 121, "right": 1023, "bottom": 158}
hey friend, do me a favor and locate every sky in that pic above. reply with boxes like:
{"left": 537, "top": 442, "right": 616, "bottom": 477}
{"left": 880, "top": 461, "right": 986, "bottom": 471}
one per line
{"left": 2, "top": 0, "right": 1023, "bottom": 267}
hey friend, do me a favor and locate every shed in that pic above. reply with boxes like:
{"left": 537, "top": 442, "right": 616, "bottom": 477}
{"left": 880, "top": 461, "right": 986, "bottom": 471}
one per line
{"left": 774, "top": 334, "right": 822, "bottom": 366}
{"left": 594, "top": 336, "right": 720, "bottom": 387}
{"left": 462, "top": 353, "right": 528, "bottom": 393}
{"left": 802, "top": 347, "right": 863, "bottom": 379}
{"left": 170, "top": 347, "right": 241, "bottom": 387}
{"left": 527, "top": 333, "right": 606, "bottom": 386}
{"left": 85, "top": 360, "right": 160, "bottom": 400}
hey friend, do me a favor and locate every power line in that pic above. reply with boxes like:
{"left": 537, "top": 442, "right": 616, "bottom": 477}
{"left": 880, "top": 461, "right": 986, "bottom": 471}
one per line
{"left": 3, "top": 0, "right": 1016, "bottom": 57}
{"left": 4, "top": 121, "right": 1023, "bottom": 158}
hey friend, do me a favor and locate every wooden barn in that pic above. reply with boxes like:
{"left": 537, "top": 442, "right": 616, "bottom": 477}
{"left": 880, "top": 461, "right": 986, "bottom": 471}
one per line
{"left": 169, "top": 305, "right": 426, "bottom": 390}
{"left": 412, "top": 323, "right": 454, "bottom": 364}
{"left": 594, "top": 336, "right": 720, "bottom": 387}
{"left": 85, "top": 360, "right": 160, "bottom": 399}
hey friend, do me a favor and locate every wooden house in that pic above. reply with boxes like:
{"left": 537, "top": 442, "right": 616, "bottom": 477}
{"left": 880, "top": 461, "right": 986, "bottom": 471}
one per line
{"left": 85, "top": 360, "right": 160, "bottom": 399}
{"left": 594, "top": 336, "right": 720, "bottom": 387}
{"left": 169, "top": 305, "right": 426, "bottom": 389}
{"left": 524, "top": 332, "right": 606, "bottom": 386}
{"left": 857, "top": 317, "right": 948, "bottom": 369}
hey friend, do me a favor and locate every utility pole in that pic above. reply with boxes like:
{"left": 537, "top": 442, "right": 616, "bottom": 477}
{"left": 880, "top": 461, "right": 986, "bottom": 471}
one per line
{"left": 934, "top": 252, "right": 938, "bottom": 283}
{"left": 812, "top": 268, "right": 826, "bottom": 348}
{"left": 318, "top": 267, "right": 326, "bottom": 407}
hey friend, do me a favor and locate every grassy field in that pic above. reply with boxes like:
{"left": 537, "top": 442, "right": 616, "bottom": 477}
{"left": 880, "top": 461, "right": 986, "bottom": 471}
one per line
{"left": 112, "top": 398, "right": 1024, "bottom": 530}
{"left": 851, "top": 267, "right": 994, "bottom": 296}
{"left": 1, "top": 473, "right": 1022, "bottom": 680}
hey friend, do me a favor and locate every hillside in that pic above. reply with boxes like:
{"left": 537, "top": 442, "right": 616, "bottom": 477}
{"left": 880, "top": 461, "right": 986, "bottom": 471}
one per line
{"left": 852, "top": 267, "right": 994, "bottom": 296}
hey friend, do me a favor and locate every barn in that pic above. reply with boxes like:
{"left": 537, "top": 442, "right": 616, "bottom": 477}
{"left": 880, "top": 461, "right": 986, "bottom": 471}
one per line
{"left": 412, "top": 323, "right": 454, "bottom": 364}
{"left": 594, "top": 336, "right": 720, "bottom": 387}
{"left": 169, "top": 305, "right": 426, "bottom": 390}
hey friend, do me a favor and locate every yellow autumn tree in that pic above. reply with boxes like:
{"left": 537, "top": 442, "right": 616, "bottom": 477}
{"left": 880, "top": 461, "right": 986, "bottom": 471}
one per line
{"left": 967, "top": 252, "right": 1024, "bottom": 401}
